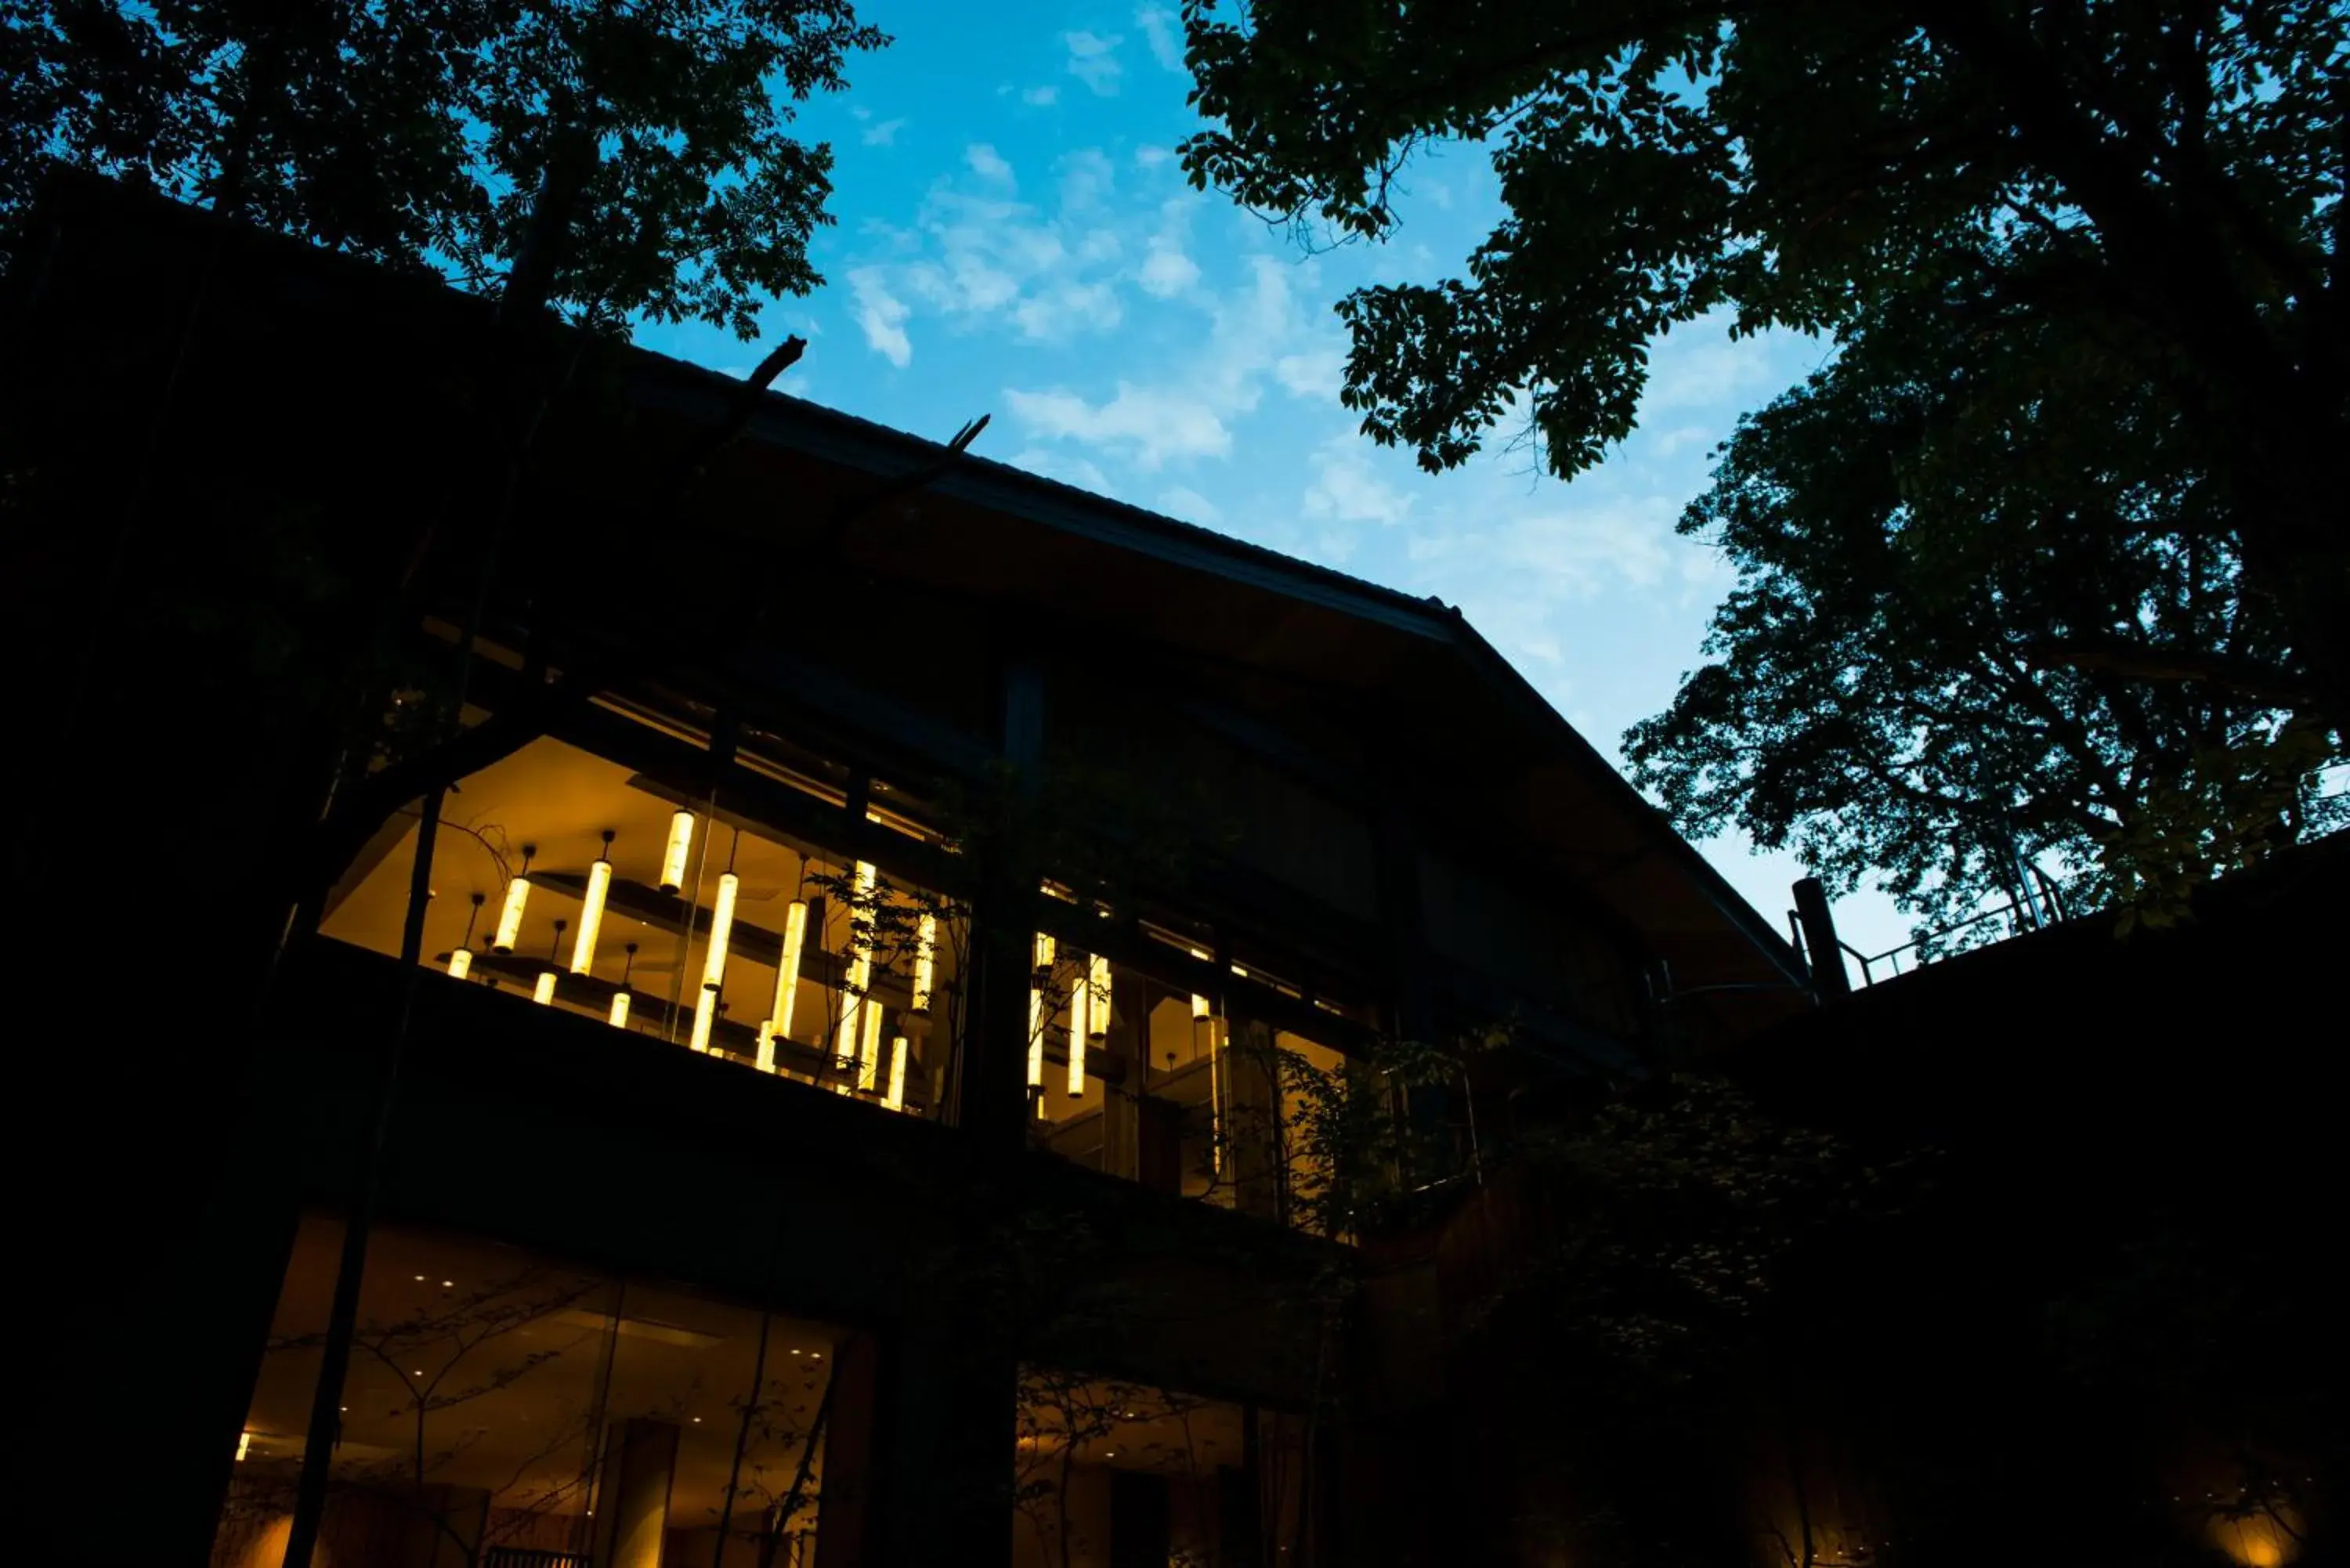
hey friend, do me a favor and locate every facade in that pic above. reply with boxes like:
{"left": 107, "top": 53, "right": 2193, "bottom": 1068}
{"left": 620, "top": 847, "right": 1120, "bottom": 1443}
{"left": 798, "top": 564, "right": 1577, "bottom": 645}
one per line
{"left": 6, "top": 172, "right": 1810, "bottom": 1568}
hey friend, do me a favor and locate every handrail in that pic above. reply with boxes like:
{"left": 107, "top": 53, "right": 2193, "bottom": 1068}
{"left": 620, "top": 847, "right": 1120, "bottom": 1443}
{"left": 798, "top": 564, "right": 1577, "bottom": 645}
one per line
{"left": 1840, "top": 869, "right": 2089, "bottom": 988}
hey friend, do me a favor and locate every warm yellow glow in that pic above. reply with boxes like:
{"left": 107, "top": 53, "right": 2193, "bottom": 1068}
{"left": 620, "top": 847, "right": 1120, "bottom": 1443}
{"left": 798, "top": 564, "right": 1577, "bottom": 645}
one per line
{"left": 1028, "top": 933, "right": 1055, "bottom": 1088}
{"left": 493, "top": 874, "right": 530, "bottom": 952}
{"left": 912, "top": 912, "right": 938, "bottom": 1012}
{"left": 701, "top": 872, "right": 740, "bottom": 989}
{"left": 532, "top": 971, "right": 557, "bottom": 1006}
{"left": 858, "top": 999, "right": 884, "bottom": 1091}
{"left": 884, "top": 1033, "right": 909, "bottom": 1111}
{"left": 569, "top": 858, "right": 612, "bottom": 974}
{"left": 689, "top": 986, "right": 717, "bottom": 1053}
{"left": 1087, "top": 954, "right": 1111, "bottom": 1037}
{"left": 660, "top": 809, "right": 695, "bottom": 892}
{"left": 1188, "top": 948, "right": 1212, "bottom": 1020}
{"left": 446, "top": 948, "right": 473, "bottom": 981}
{"left": 237, "top": 1430, "right": 251, "bottom": 1462}
{"left": 772, "top": 899, "right": 808, "bottom": 1040}
{"left": 2211, "top": 1509, "right": 2304, "bottom": 1568}
{"left": 609, "top": 991, "right": 631, "bottom": 1029}
{"left": 755, "top": 1018, "right": 776, "bottom": 1073}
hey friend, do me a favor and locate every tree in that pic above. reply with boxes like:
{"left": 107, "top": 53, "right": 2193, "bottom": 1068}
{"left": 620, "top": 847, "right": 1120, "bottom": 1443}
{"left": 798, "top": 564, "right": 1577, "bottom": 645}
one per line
{"left": 1618, "top": 249, "right": 2345, "bottom": 935}
{"left": 1178, "top": 0, "right": 2350, "bottom": 726}
{"left": 2, "top": 0, "right": 887, "bottom": 337}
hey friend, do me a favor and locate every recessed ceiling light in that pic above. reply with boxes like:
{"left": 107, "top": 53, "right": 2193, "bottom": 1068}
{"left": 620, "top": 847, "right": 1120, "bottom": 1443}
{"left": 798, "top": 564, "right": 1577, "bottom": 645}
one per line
{"left": 692, "top": 1417, "right": 702, "bottom": 1423}
{"left": 441, "top": 1280, "right": 453, "bottom": 1288}
{"left": 413, "top": 1274, "right": 425, "bottom": 1282}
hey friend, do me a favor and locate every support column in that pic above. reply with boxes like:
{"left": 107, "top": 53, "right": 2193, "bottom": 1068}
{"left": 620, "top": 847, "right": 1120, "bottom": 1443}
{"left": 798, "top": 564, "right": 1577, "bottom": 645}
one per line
{"left": 1792, "top": 878, "right": 1848, "bottom": 999}
{"left": 864, "top": 1321, "right": 1019, "bottom": 1568}
{"left": 959, "top": 651, "right": 1046, "bottom": 1151}
{"left": 591, "top": 1418, "right": 679, "bottom": 1568}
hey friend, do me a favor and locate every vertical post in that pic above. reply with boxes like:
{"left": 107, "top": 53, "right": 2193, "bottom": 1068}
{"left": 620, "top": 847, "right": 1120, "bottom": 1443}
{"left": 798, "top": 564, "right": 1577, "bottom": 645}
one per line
{"left": 1791, "top": 878, "right": 1849, "bottom": 999}
{"left": 960, "top": 651, "right": 1045, "bottom": 1150}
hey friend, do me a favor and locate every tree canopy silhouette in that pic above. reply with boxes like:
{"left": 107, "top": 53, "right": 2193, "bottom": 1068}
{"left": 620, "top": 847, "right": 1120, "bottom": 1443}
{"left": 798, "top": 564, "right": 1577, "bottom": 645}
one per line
{"left": 1180, "top": 0, "right": 2346, "bottom": 920}
{"left": 2, "top": 0, "right": 888, "bottom": 335}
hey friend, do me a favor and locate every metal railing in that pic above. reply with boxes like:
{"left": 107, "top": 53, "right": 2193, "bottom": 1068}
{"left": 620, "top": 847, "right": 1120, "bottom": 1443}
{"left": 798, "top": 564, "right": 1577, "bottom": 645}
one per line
{"left": 1799, "top": 865, "right": 2081, "bottom": 990}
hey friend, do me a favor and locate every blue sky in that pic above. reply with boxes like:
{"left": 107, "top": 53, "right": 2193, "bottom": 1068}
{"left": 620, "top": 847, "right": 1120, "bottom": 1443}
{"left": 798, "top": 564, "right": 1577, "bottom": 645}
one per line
{"left": 630, "top": 2, "right": 1911, "bottom": 973}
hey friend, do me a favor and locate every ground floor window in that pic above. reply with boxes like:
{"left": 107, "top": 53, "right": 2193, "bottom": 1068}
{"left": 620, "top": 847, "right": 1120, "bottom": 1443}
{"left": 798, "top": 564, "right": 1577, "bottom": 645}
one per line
{"left": 1013, "top": 1370, "right": 1314, "bottom": 1568}
{"left": 214, "top": 1216, "right": 847, "bottom": 1568}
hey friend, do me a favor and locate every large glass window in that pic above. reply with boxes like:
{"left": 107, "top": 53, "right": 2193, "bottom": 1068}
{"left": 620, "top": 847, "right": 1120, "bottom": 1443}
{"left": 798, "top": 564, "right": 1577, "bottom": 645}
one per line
{"left": 1012, "top": 1371, "right": 1311, "bottom": 1568}
{"left": 213, "top": 1216, "right": 846, "bottom": 1568}
{"left": 320, "top": 733, "right": 967, "bottom": 1121}
{"left": 1021, "top": 934, "right": 1359, "bottom": 1237}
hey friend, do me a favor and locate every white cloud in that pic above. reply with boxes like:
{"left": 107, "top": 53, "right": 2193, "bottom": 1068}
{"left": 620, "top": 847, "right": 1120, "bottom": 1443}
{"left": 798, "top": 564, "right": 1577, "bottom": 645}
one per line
{"left": 1274, "top": 342, "right": 1344, "bottom": 399}
{"left": 1021, "top": 84, "right": 1060, "bottom": 106}
{"left": 861, "top": 117, "right": 906, "bottom": 147}
{"left": 1061, "top": 147, "right": 1117, "bottom": 211}
{"left": 1139, "top": 247, "right": 1199, "bottom": 298}
{"left": 1135, "top": 5, "right": 1183, "bottom": 70}
{"left": 1005, "top": 384, "right": 1231, "bottom": 469}
{"left": 1156, "top": 485, "right": 1222, "bottom": 524}
{"left": 1136, "top": 197, "right": 1198, "bottom": 298}
{"left": 964, "top": 143, "right": 1015, "bottom": 186}
{"left": 1639, "top": 313, "right": 1801, "bottom": 414}
{"left": 1064, "top": 30, "right": 1123, "bottom": 95}
{"left": 1012, "top": 280, "right": 1123, "bottom": 341}
{"left": 848, "top": 269, "right": 913, "bottom": 367}
{"left": 1303, "top": 439, "right": 1414, "bottom": 526}
{"left": 1009, "top": 446, "right": 1113, "bottom": 494}
{"left": 1003, "top": 255, "right": 1318, "bottom": 469}
{"left": 1133, "top": 145, "right": 1173, "bottom": 169}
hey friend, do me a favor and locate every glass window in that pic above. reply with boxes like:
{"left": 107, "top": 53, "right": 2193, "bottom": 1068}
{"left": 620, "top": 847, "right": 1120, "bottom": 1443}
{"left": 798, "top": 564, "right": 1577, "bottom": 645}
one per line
{"left": 1012, "top": 1371, "right": 1309, "bottom": 1568}
{"left": 1023, "top": 937, "right": 1361, "bottom": 1238}
{"left": 213, "top": 1216, "right": 845, "bottom": 1568}
{"left": 318, "top": 733, "right": 967, "bottom": 1123}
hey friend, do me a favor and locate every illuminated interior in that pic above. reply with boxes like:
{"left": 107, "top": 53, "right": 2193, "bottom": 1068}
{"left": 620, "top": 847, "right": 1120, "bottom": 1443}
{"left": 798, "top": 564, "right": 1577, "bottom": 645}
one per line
{"left": 1010, "top": 1371, "right": 1310, "bottom": 1568}
{"left": 213, "top": 1216, "right": 841, "bottom": 1568}
{"left": 319, "top": 734, "right": 964, "bottom": 1119}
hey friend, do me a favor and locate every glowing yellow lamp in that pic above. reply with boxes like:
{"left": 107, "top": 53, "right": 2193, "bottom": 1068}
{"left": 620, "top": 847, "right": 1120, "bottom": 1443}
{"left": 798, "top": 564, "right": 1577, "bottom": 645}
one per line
{"left": 755, "top": 1018, "right": 776, "bottom": 1074}
{"left": 493, "top": 873, "right": 530, "bottom": 953}
{"left": 446, "top": 948, "right": 474, "bottom": 981}
{"left": 701, "top": 872, "right": 740, "bottom": 990}
{"left": 1065, "top": 966, "right": 1090, "bottom": 1096}
{"left": 858, "top": 999, "right": 884, "bottom": 1091}
{"left": 660, "top": 809, "right": 695, "bottom": 893}
{"left": 1028, "top": 933, "right": 1054, "bottom": 1088}
{"left": 884, "top": 1033, "right": 909, "bottom": 1111}
{"left": 532, "top": 971, "right": 557, "bottom": 1006}
{"left": 237, "top": 1431, "right": 251, "bottom": 1462}
{"left": 772, "top": 899, "right": 808, "bottom": 1040}
{"left": 609, "top": 991, "right": 631, "bottom": 1029}
{"left": 912, "top": 912, "right": 938, "bottom": 1013}
{"left": 689, "top": 985, "right": 717, "bottom": 1052}
{"left": 569, "top": 857, "right": 612, "bottom": 974}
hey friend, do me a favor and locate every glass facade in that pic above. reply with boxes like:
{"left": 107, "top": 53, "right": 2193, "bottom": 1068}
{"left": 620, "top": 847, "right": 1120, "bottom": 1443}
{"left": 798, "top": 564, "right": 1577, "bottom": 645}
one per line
{"left": 320, "top": 734, "right": 965, "bottom": 1121}
{"left": 1021, "top": 936, "right": 1358, "bottom": 1237}
{"left": 1012, "top": 1371, "right": 1311, "bottom": 1568}
{"left": 214, "top": 1216, "right": 845, "bottom": 1568}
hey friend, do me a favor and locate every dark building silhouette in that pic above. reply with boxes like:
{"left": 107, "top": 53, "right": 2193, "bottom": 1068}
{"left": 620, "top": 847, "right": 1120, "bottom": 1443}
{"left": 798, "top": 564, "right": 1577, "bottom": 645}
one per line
{"left": 5, "top": 172, "right": 1811, "bottom": 1568}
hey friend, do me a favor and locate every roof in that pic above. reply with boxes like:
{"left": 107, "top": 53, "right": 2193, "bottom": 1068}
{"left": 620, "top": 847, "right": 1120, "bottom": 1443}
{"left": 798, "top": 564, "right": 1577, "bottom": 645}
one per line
{"left": 3, "top": 168, "right": 1811, "bottom": 1040}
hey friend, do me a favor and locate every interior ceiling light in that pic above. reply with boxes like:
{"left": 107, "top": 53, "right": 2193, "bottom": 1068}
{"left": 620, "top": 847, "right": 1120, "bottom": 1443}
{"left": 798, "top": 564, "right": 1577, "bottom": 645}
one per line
{"left": 610, "top": 942, "right": 637, "bottom": 1029}
{"left": 533, "top": 919, "right": 565, "bottom": 1006}
{"left": 1189, "top": 948, "right": 1213, "bottom": 1021}
{"left": 837, "top": 862, "right": 877, "bottom": 1081}
{"left": 689, "top": 984, "right": 718, "bottom": 1053}
{"left": 449, "top": 892, "right": 486, "bottom": 981}
{"left": 1028, "top": 933, "right": 1054, "bottom": 1089}
{"left": 772, "top": 898, "right": 808, "bottom": 1042}
{"left": 858, "top": 996, "right": 884, "bottom": 1092}
{"left": 884, "top": 1032, "right": 909, "bottom": 1111}
{"left": 493, "top": 844, "right": 537, "bottom": 953}
{"left": 912, "top": 911, "right": 937, "bottom": 1013}
{"left": 702, "top": 868, "right": 740, "bottom": 992}
{"left": 569, "top": 829, "right": 615, "bottom": 974}
{"left": 660, "top": 809, "right": 695, "bottom": 894}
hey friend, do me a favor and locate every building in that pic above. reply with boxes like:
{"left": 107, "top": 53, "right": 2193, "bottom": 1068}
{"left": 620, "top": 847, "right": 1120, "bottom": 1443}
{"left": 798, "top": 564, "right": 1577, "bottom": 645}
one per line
{"left": 5, "top": 172, "right": 1810, "bottom": 1568}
